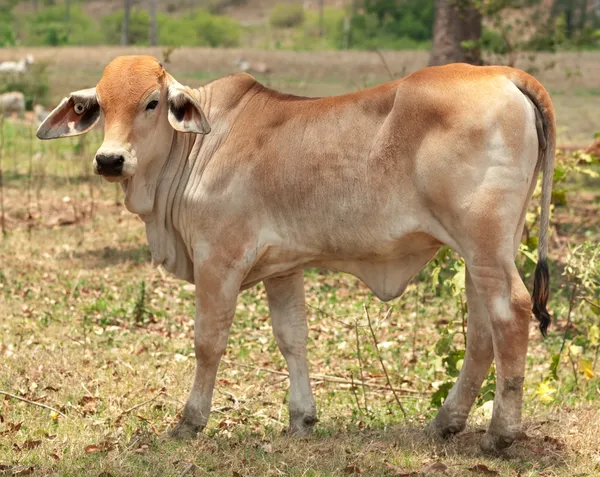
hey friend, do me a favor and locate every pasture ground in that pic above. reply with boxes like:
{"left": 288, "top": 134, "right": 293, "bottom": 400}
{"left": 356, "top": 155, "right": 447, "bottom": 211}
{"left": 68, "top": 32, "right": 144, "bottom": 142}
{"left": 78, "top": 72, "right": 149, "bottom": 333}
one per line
{"left": 1, "top": 48, "right": 600, "bottom": 476}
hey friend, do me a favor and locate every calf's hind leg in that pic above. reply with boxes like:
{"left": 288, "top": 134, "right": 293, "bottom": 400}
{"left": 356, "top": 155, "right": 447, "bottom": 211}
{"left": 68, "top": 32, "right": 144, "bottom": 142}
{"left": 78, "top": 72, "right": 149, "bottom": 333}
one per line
{"left": 427, "top": 268, "right": 494, "bottom": 438}
{"left": 264, "top": 271, "right": 317, "bottom": 435}
{"left": 468, "top": 258, "right": 531, "bottom": 454}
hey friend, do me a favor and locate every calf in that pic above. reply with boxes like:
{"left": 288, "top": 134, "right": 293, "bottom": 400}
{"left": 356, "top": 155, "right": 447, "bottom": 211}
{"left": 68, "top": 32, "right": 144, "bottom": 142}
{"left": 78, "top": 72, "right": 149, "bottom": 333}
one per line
{"left": 37, "top": 56, "right": 554, "bottom": 454}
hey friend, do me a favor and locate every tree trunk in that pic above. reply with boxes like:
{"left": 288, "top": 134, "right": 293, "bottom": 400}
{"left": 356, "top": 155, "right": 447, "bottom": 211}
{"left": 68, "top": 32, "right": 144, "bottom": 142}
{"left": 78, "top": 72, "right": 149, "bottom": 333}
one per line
{"left": 429, "top": 0, "right": 482, "bottom": 67}
{"left": 121, "top": 0, "right": 132, "bottom": 46}
{"left": 149, "top": 0, "right": 158, "bottom": 46}
{"left": 65, "top": 0, "right": 71, "bottom": 22}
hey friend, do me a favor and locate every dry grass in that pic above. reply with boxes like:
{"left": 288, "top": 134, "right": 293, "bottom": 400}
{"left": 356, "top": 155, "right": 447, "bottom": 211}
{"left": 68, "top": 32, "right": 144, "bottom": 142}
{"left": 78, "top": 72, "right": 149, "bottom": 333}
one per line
{"left": 1, "top": 47, "right": 599, "bottom": 143}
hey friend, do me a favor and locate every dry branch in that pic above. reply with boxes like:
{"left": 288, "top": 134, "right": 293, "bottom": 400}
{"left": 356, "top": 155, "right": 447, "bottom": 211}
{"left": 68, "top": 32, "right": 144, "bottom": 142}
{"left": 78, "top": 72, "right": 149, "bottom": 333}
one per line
{"left": 364, "top": 306, "right": 407, "bottom": 418}
{"left": 0, "top": 390, "right": 67, "bottom": 418}
{"left": 221, "top": 359, "right": 421, "bottom": 395}
{"left": 120, "top": 391, "right": 166, "bottom": 416}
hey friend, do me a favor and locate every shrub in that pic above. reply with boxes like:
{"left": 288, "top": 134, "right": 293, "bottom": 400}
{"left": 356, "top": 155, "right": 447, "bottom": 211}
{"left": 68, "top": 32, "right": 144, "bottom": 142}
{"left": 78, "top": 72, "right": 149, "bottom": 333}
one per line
{"left": 25, "top": 5, "right": 103, "bottom": 46}
{"left": 158, "top": 11, "right": 241, "bottom": 47}
{"left": 101, "top": 9, "right": 150, "bottom": 45}
{"left": 270, "top": 4, "right": 305, "bottom": 29}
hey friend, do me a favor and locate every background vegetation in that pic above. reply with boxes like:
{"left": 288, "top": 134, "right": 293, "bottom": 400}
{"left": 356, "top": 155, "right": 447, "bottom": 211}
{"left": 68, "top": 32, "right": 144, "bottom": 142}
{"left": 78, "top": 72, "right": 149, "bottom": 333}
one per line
{"left": 1, "top": 0, "right": 600, "bottom": 51}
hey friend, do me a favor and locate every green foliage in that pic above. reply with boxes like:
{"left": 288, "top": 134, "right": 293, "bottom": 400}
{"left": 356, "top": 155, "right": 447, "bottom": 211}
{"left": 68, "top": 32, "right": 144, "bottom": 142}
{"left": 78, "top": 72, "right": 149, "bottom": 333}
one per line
{"left": 158, "top": 11, "right": 241, "bottom": 47}
{"left": 347, "top": 0, "right": 434, "bottom": 49}
{"left": 101, "top": 9, "right": 150, "bottom": 45}
{"left": 21, "top": 5, "right": 102, "bottom": 46}
{"left": 0, "top": 0, "right": 18, "bottom": 46}
{"left": 0, "top": 63, "right": 50, "bottom": 110}
{"left": 270, "top": 3, "right": 305, "bottom": 29}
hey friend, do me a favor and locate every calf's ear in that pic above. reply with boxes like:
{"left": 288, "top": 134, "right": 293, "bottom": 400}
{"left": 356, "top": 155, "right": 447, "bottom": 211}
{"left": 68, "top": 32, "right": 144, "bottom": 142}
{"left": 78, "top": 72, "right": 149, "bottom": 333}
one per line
{"left": 167, "top": 82, "right": 211, "bottom": 135}
{"left": 36, "top": 88, "right": 100, "bottom": 140}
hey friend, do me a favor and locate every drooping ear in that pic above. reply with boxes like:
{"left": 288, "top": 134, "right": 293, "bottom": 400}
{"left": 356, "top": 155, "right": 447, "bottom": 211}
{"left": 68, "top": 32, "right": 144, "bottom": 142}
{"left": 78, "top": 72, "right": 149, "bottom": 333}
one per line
{"left": 167, "top": 82, "right": 211, "bottom": 135}
{"left": 36, "top": 88, "right": 100, "bottom": 140}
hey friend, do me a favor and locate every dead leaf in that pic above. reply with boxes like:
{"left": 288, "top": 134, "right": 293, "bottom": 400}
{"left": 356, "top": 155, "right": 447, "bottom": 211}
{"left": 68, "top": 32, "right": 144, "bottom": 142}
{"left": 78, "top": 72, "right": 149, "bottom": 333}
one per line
{"left": 12, "top": 466, "right": 35, "bottom": 476}
{"left": 49, "top": 453, "right": 60, "bottom": 461}
{"left": 543, "top": 436, "right": 565, "bottom": 449}
{"left": 44, "top": 386, "right": 59, "bottom": 392}
{"left": 23, "top": 440, "right": 42, "bottom": 450}
{"left": 384, "top": 460, "right": 417, "bottom": 476}
{"left": 79, "top": 395, "right": 98, "bottom": 405}
{"left": 469, "top": 464, "right": 499, "bottom": 475}
{"left": 0, "top": 421, "right": 22, "bottom": 436}
{"left": 420, "top": 462, "right": 448, "bottom": 474}
{"left": 84, "top": 441, "right": 114, "bottom": 454}
{"left": 0, "top": 464, "right": 10, "bottom": 471}
{"left": 344, "top": 463, "right": 362, "bottom": 474}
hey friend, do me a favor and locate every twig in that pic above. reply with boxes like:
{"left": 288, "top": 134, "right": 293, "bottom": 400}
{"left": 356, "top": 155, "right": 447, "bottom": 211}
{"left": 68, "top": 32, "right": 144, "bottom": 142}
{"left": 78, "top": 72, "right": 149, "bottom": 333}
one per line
{"left": 354, "top": 319, "right": 368, "bottom": 411}
{"left": 0, "top": 390, "right": 67, "bottom": 418}
{"left": 221, "top": 359, "right": 420, "bottom": 394}
{"left": 120, "top": 391, "right": 165, "bottom": 416}
{"left": 583, "top": 297, "right": 600, "bottom": 311}
{"left": 0, "top": 115, "right": 6, "bottom": 239}
{"left": 559, "top": 283, "right": 578, "bottom": 356}
{"left": 364, "top": 306, "right": 407, "bottom": 418}
{"left": 349, "top": 372, "right": 364, "bottom": 416}
{"left": 374, "top": 49, "right": 395, "bottom": 81}
{"left": 179, "top": 463, "right": 196, "bottom": 477}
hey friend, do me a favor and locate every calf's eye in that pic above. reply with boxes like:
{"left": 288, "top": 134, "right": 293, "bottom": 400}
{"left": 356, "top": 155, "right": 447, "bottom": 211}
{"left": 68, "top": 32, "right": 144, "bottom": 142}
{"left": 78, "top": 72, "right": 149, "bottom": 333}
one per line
{"left": 146, "top": 100, "right": 159, "bottom": 111}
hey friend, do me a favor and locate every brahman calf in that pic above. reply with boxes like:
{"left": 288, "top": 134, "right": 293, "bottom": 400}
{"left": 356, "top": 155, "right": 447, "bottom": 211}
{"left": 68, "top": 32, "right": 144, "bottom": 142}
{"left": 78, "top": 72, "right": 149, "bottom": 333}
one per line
{"left": 37, "top": 56, "right": 554, "bottom": 454}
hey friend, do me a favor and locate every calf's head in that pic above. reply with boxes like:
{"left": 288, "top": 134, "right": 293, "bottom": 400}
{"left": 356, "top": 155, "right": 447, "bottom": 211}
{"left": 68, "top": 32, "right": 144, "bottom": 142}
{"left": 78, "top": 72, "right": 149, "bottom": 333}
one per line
{"left": 37, "top": 55, "right": 210, "bottom": 214}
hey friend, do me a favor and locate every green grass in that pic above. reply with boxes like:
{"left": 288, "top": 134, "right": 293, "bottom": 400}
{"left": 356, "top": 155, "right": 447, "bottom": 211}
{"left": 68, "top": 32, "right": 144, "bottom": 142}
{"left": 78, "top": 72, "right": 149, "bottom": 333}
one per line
{"left": 0, "top": 120, "right": 599, "bottom": 475}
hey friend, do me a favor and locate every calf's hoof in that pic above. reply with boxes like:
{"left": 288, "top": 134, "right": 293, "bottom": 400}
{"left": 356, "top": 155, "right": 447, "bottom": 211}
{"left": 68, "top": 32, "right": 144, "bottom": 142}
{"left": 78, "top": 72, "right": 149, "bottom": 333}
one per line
{"left": 426, "top": 408, "right": 466, "bottom": 440}
{"left": 288, "top": 411, "right": 318, "bottom": 437}
{"left": 169, "top": 419, "right": 204, "bottom": 440}
{"left": 480, "top": 430, "right": 517, "bottom": 455}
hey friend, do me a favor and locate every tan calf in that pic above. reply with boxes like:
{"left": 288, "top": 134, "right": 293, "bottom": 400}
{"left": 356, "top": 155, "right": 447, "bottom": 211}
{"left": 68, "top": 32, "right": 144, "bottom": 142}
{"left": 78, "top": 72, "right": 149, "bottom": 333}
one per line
{"left": 37, "top": 56, "right": 555, "bottom": 454}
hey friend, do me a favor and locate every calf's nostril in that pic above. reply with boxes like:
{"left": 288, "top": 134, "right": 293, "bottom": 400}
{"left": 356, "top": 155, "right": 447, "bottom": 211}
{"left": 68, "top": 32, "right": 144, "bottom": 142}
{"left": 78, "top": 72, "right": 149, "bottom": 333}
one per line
{"left": 95, "top": 154, "right": 125, "bottom": 175}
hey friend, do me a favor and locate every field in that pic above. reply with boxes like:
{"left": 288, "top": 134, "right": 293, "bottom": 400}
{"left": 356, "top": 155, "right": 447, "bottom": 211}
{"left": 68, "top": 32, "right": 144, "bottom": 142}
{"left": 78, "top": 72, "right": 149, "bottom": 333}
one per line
{"left": 0, "top": 47, "right": 599, "bottom": 476}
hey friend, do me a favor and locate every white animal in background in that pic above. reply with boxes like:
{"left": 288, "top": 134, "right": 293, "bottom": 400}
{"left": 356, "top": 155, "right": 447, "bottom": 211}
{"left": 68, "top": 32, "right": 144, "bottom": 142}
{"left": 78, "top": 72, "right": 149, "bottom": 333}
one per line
{"left": 233, "top": 56, "right": 270, "bottom": 74}
{"left": 0, "top": 55, "right": 34, "bottom": 74}
{"left": 0, "top": 91, "right": 25, "bottom": 118}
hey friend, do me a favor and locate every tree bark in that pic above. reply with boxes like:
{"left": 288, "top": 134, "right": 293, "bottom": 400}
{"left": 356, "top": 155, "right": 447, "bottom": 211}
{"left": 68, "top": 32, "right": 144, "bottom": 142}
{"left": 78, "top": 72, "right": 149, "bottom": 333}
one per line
{"left": 121, "top": 0, "right": 132, "bottom": 46}
{"left": 429, "top": 0, "right": 482, "bottom": 66}
{"left": 149, "top": 0, "right": 158, "bottom": 46}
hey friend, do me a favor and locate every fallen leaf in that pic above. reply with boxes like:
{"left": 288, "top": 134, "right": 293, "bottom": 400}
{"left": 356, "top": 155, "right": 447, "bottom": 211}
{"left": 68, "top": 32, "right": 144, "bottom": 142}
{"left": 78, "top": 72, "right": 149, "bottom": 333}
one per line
{"left": 469, "top": 464, "right": 499, "bottom": 475}
{"left": 0, "top": 421, "right": 22, "bottom": 436}
{"left": 12, "top": 466, "right": 35, "bottom": 475}
{"left": 49, "top": 453, "right": 60, "bottom": 461}
{"left": 344, "top": 463, "right": 362, "bottom": 474}
{"left": 84, "top": 444, "right": 102, "bottom": 454}
{"left": 420, "top": 462, "right": 448, "bottom": 474}
{"left": 543, "top": 436, "right": 565, "bottom": 449}
{"left": 384, "top": 460, "right": 417, "bottom": 476}
{"left": 23, "top": 440, "right": 42, "bottom": 450}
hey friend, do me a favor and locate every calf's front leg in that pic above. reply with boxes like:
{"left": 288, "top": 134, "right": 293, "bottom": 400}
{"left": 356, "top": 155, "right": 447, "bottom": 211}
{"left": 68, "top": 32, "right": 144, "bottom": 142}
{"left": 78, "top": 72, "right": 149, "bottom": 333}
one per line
{"left": 170, "top": 263, "right": 241, "bottom": 439}
{"left": 264, "top": 271, "right": 317, "bottom": 435}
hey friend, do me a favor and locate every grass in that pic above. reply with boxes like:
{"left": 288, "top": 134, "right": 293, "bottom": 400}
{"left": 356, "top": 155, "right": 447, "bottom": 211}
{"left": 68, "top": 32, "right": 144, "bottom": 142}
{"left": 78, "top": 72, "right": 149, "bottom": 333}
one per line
{"left": 0, "top": 90, "right": 599, "bottom": 474}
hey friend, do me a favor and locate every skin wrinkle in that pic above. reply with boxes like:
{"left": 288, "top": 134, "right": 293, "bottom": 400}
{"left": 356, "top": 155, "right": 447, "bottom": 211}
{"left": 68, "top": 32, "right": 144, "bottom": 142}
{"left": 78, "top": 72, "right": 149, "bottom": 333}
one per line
{"left": 39, "top": 57, "right": 556, "bottom": 452}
